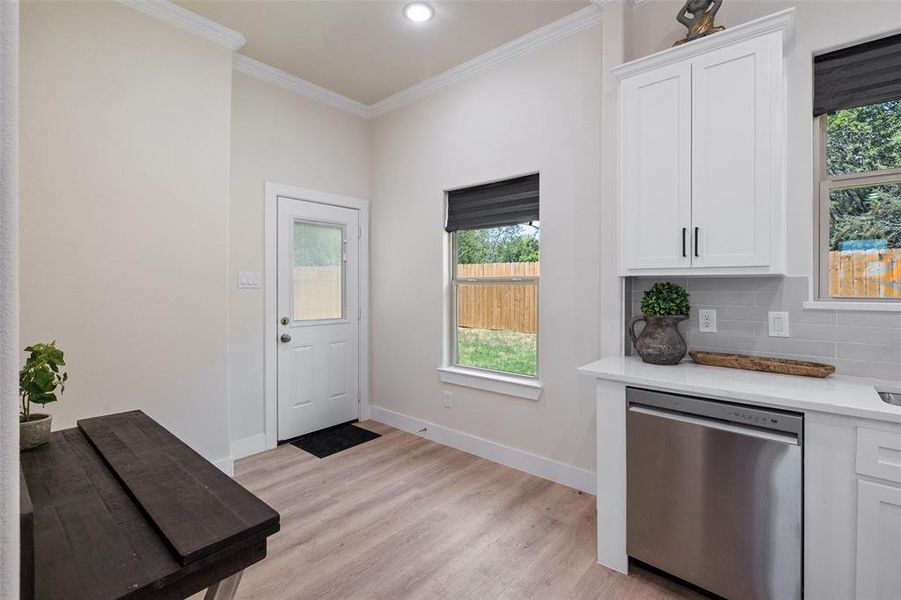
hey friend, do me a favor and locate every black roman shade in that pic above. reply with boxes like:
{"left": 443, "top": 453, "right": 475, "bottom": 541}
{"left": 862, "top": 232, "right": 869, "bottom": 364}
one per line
{"left": 814, "top": 32, "right": 901, "bottom": 116}
{"left": 445, "top": 173, "right": 539, "bottom": 232}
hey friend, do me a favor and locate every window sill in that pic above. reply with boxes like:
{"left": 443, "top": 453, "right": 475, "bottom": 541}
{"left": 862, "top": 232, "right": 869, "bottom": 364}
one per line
{"left": 803, "top": 300, "right": 901, "bottom": 312}
{"left": 437, "top": 366, "right": 543, "bottom": 400}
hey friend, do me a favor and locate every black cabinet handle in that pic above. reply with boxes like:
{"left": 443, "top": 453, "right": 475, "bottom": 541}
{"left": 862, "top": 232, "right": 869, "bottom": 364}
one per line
{"left": 694, "top": 227, "right": 699, "bottom": 257}
{"left": 682, "top": 228, "right": 687, "bottom": 257}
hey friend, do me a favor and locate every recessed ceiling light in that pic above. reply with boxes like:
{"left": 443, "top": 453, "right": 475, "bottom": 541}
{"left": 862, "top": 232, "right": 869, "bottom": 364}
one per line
{"left": 404, "top": 2, "right": 434, "bottom": 23}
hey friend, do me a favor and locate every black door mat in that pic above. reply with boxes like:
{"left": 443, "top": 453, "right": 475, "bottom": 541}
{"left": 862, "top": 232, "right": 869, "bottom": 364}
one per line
{"left": 283, "top": 421, "right": 381, "bottom": 458}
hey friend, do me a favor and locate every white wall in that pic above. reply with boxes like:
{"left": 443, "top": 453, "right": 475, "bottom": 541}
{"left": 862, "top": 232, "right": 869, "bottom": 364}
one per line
{"left": 20, "top": 1, "right": 234, "bottom": 465}
{"left": 0, "top": 1, "right": 19, "bottom": 597}
{"left": 622, "top": 0, "right": 901, "bottom": 278}
{"left": 228, "top": 71, "right": 370, "bottom": 452}
{"left": 599, "top": 2, "right": 627, "bottom": 359}
{"left": 369, "top": 24, "right": 603, "bottom": 472}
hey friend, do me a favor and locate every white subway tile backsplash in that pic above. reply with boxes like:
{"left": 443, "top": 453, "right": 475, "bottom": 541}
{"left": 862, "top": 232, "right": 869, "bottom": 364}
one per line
{"left": 628, "top": 276, "right": 901, "bottom": 380}
{"left": 836, "top": 311, "right": 901, "bottom": 329}
{"left": 836, "top": 342, "right": 901, "bottom": 364}
{"left": 632, "top": 277, "right": 688, "bottom": 291}
{"left": 683, "top": 332, "right": 837, "bottom": 358}
{"left": 686, "top": 278, "right": 779, "bottom": 292}
{"left": 829, "top": 359, "right": 901, "bottom": 381}
{"left": 691, "top": 305, "right": 769, "bottom": 322}
{"left": 792, "top": 324, "right": 901, "bottom": 345}
{"left": 785, "top": 309, "right": 837, "bottom": 326}
{"left": 685, "top": 317, "right": 759, "bottom": 337}
{"left": 689, "top": 290, "right": 757, "bottom": 307}
{"left": 754, "top": 292, "right": 806, "bottom": 309}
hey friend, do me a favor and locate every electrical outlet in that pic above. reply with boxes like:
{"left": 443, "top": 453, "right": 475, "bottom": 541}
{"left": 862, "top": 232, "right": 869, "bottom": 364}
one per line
{"left": 768, "top": 311, "right": 790, "bottom": 337}
{"left": 699, "top": 309, "right": 717, "bottom": 332}
{"left": 443, "top": 391, "right": 453, "bottom": 409}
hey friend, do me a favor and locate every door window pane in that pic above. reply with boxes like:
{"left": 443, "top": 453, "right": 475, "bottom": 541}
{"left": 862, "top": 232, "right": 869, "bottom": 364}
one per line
{"left": 828, "top": 182, "right": 901, "bottom": 298}
{"left": 456, "top": 283, "right": 537, "bottom": 376}
{"left": 293, "top": 221, "right": 344, "bottom": 320}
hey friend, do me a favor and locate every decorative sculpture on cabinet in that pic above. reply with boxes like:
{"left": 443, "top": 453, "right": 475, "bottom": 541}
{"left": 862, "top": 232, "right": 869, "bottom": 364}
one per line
{"left": 674, "top": 0, "right": 725, "bottom": 46}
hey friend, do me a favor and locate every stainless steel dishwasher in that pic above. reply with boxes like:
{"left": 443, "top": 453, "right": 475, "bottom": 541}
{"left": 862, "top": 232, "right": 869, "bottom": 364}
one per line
{"left": 626, "top": 387, "right": 803, "bottom": 600}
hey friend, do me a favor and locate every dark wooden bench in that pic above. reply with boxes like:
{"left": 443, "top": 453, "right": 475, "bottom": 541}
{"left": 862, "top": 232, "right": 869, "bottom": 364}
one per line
{"left": 19, "top": 410, "right": 280, "bottom": 600}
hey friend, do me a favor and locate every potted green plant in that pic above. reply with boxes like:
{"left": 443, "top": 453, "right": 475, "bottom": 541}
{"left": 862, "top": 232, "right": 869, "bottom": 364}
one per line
{"left": 19, "top": 341, "right": 67, "bottom": 450}
{"left": 629, "top": 282, "right": 691, "bottom": 365}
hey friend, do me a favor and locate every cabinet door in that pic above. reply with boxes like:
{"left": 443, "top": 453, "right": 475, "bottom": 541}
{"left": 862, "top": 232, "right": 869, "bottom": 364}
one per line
{"left": 856, "top": 480, "right": 901, "bottom": 599}
{"left": 621, "top": 62, "right": 692, "bottom": 271}
{"left": 690, "top": 34, "right": 780, "bottom": 268}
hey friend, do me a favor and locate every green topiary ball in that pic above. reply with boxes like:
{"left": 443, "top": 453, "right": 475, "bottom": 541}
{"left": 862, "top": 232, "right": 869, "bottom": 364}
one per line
{"left": 640, "top": 282, "right": 690, "bottom": 317}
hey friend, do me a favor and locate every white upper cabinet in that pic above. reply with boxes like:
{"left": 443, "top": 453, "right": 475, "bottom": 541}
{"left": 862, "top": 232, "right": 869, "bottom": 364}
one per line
{"left": 615, "top": 9, "right": 794, "bottom": 276}
{"left": 621, "top": 62, "right": 692, "bottom": 270}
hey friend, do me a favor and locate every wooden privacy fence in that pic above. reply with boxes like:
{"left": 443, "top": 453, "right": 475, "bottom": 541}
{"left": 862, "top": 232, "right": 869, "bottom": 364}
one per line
{"left": 457, "top": 262, "right": 539, "bottom": 333}
{"left": 829, "top": 248, "right": 901, "bottom": 298}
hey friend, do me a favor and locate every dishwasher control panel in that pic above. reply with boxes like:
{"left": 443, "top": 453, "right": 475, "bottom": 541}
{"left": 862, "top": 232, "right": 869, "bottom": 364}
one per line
{"left": 627, "top": 387, "right": 804, "bottom": 441}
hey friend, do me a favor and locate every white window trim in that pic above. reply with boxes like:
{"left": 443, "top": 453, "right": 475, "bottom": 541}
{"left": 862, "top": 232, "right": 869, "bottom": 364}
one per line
{"left": 803, "top": 300, "right": 901, "bottom": 312}
{"left": 813, "top": 115, "right": 901, "bottom": 310}
{"left": 437, "top": 366, "right": 543, "bottom": 400}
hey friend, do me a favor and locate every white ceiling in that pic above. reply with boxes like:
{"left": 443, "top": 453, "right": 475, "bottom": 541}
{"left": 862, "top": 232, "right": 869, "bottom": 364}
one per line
{"left": 176, "top": 1, "right": 590, "bottom": 105}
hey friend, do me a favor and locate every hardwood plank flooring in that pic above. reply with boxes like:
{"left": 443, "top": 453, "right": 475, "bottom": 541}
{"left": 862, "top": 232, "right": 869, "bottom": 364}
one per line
{"left": 215, "top": 421, "right": 706, "bottom": 600}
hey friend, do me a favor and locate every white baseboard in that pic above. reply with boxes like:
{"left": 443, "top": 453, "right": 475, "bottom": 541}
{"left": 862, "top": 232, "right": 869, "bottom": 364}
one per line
{"left": 212, "top": 456, "right": 234, "bottom": 477}
{"left": 369, "top": 406, "right": 596, "bottom": 495}
{"left": 230, "top": 433, "right": 268, "bottom": 461}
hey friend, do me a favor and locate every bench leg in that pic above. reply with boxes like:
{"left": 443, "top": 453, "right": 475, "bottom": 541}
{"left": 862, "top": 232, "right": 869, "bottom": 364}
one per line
{"left": 204, "top": 570, "right": 244, "bottom": 600}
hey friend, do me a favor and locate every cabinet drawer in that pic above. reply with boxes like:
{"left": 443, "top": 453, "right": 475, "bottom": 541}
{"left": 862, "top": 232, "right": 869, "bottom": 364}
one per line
{"left": 857, "top": 426, "right": 901, "bottom": 483}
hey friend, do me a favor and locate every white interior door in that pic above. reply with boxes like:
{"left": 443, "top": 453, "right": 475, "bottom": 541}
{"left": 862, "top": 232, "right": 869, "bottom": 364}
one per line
{"left": 277, "top": 197, "right": 359, "bottom": 440}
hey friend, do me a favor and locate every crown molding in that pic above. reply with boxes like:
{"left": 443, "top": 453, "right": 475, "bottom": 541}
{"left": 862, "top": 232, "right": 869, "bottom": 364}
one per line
{"left": 132, "top": 1, "right": 604, "bottom": 120}
{"left": 232, "top": 54, "right": 372, "bottom": 119}
{"left": 612, "top": 7, "right": 795, "bottom": 80}
{"left": 118, "top": 0, "right": 246, "bottom": 50}
{"left": 369, "top": 5, "right": 604, "bottom": 118}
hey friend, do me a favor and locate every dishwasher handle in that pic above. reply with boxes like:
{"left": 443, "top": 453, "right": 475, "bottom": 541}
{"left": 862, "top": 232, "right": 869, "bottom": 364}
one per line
{"left": 628, "top": 404, "right": 801, "bottom": 446}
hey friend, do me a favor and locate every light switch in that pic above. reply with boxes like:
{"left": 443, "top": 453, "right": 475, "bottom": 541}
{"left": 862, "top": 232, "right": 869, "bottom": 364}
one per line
{"left": 768, "top": 311, "right": 789, "bottom": 337}
{"left": 237, "top": 272, "right": 262, "bottom": 289}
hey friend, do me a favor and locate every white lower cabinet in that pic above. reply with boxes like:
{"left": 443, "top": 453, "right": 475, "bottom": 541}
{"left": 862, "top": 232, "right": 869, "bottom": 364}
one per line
{"left": 856, "top": 480, "right": 901, "bottom": 600}
{"left": 806, "top": 414, "right": 901, "bottom": 599}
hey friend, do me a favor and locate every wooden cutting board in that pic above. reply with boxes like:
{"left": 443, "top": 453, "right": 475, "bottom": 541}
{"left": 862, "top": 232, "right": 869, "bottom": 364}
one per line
{"left": 690, "top": 351, "right": 835, "bottom": 378}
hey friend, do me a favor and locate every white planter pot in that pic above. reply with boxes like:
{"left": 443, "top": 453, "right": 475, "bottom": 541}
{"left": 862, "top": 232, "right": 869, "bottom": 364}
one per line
{"left": 20, "top": 413, "right": 52, "bottom": 450}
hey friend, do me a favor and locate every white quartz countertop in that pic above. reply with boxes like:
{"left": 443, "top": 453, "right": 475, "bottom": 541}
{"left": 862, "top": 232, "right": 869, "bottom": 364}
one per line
{"left": 578, "top": 355, "right": 901, "bottom": 424}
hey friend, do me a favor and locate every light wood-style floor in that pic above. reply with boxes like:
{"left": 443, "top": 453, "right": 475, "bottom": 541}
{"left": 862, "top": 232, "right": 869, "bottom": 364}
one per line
{"left": 225, "top": 421, "right": 704, "bottom": 600}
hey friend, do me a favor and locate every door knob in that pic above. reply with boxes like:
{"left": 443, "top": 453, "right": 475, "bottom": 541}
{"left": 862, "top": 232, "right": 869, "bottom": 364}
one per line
{"left": 280, "top": 333, "right": 292, "bottom": 343}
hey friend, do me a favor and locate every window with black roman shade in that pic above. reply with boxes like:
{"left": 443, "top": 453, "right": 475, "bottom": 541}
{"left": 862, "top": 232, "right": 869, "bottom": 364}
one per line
{"left": 814, "top": 32, "right": 901, "bottom": 116}
{"left": 445, "top": 173, "right": 539, "bottom": 232}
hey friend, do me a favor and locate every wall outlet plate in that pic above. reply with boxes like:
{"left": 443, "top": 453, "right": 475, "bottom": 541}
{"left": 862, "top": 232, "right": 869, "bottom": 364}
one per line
{"left": 699, "top": 309, "right": 717, "bottom": 332}
{"left": 768, "top": 311, "right": 790, "bottom": 337}
{"left": 443, "top": 391, "right": 453, "bottom": 409}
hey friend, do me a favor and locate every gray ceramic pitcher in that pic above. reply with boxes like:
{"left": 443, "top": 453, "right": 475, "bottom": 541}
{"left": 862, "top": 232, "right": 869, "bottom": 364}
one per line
{"left": 628, "top": 315, "right": 688, "bottom": 365}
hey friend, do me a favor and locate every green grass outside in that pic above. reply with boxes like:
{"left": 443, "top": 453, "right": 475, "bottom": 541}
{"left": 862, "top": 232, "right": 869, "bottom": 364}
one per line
{"left": 457, "top": 328, "right": 537, "bottom": 377}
